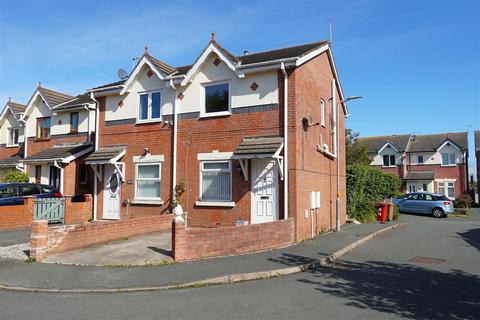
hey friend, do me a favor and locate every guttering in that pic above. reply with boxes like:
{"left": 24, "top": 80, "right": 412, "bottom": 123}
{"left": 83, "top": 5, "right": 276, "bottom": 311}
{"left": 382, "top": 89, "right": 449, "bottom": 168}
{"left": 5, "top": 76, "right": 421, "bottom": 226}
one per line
{"left": 90, "top": 91, "right": 100, "bottom": 221}
{"left": 18, "top": 118, "right": 28, "bottom": 172}
{"left": 169, "top": 79, "right": 178, "bottom": 206}
{"left": 280, "top": 61, "right": 289, "bottom": 221}
{"left": 87, "top": 84, "right": 124, "bottom": 94}
{"left": 238, "top": 57, "right": 298, "bottom": 70}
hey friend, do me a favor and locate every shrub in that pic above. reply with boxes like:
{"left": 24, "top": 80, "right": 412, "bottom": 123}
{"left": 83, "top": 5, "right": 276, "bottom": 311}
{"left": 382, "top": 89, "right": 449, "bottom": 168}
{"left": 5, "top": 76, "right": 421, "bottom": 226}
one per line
{"left": 346, "top": 164, "right": 401, "bottom": 222}
{"left": 4, "top": 170, "right": 29, "bottom": 183}
{"left": 453, "top": 192, "right": 473, "bottom": 209}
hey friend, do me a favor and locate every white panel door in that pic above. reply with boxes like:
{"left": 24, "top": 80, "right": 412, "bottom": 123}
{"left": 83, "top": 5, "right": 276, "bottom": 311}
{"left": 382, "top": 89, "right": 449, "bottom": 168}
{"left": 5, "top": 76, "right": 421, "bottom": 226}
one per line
{"left": 103, "top": 165, "right": 121, "bottom": 220}
{"left": 252, "top": 159, "right": 278, "bottom": 224}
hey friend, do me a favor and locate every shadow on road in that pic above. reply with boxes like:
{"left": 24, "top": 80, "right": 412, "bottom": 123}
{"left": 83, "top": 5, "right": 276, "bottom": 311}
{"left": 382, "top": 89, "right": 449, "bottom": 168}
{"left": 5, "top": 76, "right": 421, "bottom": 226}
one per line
{"left": 295, "top": 260, "right": 480, "bottom": 320}
{"left": 457, "top": 228, "right": 480, "bottom": 252}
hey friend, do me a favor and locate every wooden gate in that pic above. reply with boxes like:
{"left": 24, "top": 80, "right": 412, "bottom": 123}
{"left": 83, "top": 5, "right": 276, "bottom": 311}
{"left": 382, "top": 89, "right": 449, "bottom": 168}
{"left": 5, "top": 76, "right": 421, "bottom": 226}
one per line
{"left": 34, "top": 197, "right": 65, "bottom": 224}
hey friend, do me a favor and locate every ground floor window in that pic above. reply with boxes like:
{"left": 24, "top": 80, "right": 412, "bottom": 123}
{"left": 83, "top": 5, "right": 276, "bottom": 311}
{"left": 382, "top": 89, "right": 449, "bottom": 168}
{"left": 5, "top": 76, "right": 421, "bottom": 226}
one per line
{"left": 35, "top": 166, "right": 42, "bottom": 184}
{"left": 135, "top": 163, "right": 161, "bottom": 200}
{"left": 200, "top": 161, "right": 231, "bottom": 201}
{"left": 80, "top": 165, "right": 88, "bottom": 185}
{"left": 438, "top": 181, "right": 455, "bottom": 198}
{"left": 49, "top": 166, "right": 61, "bottom": 190}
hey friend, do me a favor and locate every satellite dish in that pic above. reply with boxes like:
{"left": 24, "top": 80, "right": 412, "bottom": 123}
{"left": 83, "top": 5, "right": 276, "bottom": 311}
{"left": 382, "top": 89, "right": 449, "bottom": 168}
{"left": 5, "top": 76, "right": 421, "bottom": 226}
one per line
{"left": 118, "top": 69, "right": 129, "bottom": 80}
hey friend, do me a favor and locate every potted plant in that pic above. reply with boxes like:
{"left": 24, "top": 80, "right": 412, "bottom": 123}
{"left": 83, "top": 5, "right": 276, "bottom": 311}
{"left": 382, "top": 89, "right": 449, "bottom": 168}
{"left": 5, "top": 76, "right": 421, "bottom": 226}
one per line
{"left": 172, "top": 180, "right": 186, "bottom": 221}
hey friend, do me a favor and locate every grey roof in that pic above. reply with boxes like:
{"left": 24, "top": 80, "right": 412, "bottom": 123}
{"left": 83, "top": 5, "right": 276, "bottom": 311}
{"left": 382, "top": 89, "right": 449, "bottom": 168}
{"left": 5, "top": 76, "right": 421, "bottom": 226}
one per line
{"left": 233, "top": 136, "right": 284, "bottom": 157}
{"left": 0, "top": 154, "right": 23, "bottom": 167}
{"left": 404, "top": 171, "right": 435, "bottom": 181}
{"left": 52, "top": 93, "right": 95, "bottom": 110}
{"left": 7, "top": 101, "right": 26, "bottom": 115}
{"left": 357, "top": 134, "right": 411, "bottom": 154}
{"left": 409, "top": 132, "right": 468, "bottom": 152}
{"left": 23, "top": 143, "right": 92, "bottom": 163}
{"left": 475, "top": 130, "right": 480, "bottom": 151}
{"left": 147, "top": 55, "right": 176, "bottom": 75}
{"left": 38, "top": 87, "right": 74, "bottom": 107}
{"left": 89, "top": 79, "right": 126, "bottom": 91}
{"left": 85, "top": 145, "right": 126, "bottom": 163}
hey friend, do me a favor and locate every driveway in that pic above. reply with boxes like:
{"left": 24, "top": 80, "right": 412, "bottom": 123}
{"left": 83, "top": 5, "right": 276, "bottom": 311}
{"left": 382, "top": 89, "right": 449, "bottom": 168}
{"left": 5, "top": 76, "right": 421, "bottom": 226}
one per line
{"left": 42, "top": 231, "right": 173, "bottom": 266}
{"left": 0, "top": 228, "right": 30, "bottom": 261}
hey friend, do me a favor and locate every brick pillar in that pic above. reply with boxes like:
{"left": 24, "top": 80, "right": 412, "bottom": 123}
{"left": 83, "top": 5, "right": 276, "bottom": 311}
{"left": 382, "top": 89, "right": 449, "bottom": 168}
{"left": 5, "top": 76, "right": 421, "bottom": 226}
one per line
{"left": 30, "top": 220, "right": 48, "bottom": 261}
{"left": 172, "top": 220, "right": 186, "bottom": 262}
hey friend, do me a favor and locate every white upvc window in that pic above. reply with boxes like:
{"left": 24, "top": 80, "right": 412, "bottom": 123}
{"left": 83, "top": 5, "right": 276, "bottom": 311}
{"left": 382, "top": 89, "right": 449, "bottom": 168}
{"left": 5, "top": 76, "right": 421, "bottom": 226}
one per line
{"left": 201, "top": 82, "right": 231, "bottom": 117}
{"left": 441, "top": 152, "right": 456, "bottom": 166}
{"left": 135, "top": 163, "right": 162, "bottom": 200}
{"left": 138, "top": 90, "right": 162, "bottom": 122}
{"left": 320, "top": 99, "right": 325, "bottom": 127}
{"left": 7, "top": 128, "right": 19, "bottom": 146}
{"left": 437, "top": 181, "right": 455, "bottom": 198}
{"left": 383, "top": 154, "right": 396, "bottom": 167}
{"left": 199, "top": 160, "right": 232, "bottom": 202}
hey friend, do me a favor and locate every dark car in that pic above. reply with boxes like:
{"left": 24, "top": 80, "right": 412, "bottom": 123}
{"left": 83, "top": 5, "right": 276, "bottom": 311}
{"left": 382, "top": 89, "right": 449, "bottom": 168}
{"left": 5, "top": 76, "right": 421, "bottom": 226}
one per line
{"left": 0, "top": 183, "right": 62, "bottom": 206}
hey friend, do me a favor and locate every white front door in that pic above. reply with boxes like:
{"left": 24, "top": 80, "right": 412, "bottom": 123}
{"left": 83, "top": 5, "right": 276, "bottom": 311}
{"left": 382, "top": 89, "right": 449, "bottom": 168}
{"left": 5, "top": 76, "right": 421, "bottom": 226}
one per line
{"left": 252, "top": 159, "right": 278, "bottom": 224}
{"left": 103, "top": 165, "right": 121, "bottom": 220}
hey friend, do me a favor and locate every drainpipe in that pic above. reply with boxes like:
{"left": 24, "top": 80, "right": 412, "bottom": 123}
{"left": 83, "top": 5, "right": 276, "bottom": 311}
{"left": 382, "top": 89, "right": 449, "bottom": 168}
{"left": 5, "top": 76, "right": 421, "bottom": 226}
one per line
{"left": 83, "top": 105, "right": 92, "bottom": 143}
{"left": 280, "top": 62, "right": 289, "bottom": 220}
{"left": 169, "top": 79, "right": 178, "bottom": 207}
{"left": 333, "top": 78, "right": 341, "bottom": 231}
{"left": 19, "top": 118, "right": 27, "bottom": 173}
{"left": 90, "top": 92, "right": 100, "bottom": 221}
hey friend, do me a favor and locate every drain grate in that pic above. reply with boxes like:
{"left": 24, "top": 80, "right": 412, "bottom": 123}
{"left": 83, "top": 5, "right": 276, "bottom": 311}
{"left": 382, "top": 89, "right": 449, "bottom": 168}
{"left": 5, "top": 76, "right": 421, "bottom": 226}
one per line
{"left": 409, "top": 256, "right": 446, "bottom": 265}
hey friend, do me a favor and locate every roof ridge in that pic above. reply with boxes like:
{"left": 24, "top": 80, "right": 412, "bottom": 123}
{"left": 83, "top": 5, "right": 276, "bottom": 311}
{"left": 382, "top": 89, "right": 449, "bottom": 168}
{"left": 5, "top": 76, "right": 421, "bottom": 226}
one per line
{"left": 38, "top": 86, "right": 74, "bottom": 99}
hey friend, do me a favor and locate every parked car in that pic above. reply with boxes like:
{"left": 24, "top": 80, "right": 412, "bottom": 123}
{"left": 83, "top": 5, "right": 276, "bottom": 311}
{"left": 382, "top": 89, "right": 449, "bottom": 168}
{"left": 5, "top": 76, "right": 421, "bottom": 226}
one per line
{"left": 392, "top": 192, "right": 454, "bottom": 218}
{"left": 0, "top": 183, "right": 62, "bottom": 206}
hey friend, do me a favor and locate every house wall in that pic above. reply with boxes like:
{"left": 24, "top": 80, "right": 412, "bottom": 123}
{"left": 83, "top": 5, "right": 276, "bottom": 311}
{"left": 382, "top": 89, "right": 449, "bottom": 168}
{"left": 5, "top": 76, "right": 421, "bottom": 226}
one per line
{"left": 0, "top": 110, "right": 23, "bottom": 146}
{"left": 289, "top": 51, "right": 347, "bottom": 242}
{"left": 370, "top": 146, "right": 403, "bottom": 167}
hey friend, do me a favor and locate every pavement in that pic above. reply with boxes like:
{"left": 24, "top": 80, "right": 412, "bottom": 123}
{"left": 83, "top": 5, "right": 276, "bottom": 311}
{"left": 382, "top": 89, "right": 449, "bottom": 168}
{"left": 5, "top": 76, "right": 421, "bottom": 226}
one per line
{"left": 43, "top": 231, "right": 173, "bottom": 266}
{"left": 0, "top": 210, "right": 478, "bottom": 320}
{"left": 0, "top": 228, "right": 30, "bottom": 247}
{"left": 0, "top": 221, "right": 393, "bottom": 291}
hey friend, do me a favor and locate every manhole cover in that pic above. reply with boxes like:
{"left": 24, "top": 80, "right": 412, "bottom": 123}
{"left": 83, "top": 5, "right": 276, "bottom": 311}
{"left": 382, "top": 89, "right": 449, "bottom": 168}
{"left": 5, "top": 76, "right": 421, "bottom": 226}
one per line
{"left": 409, "top": 256, "right": 446, "bottom": 265}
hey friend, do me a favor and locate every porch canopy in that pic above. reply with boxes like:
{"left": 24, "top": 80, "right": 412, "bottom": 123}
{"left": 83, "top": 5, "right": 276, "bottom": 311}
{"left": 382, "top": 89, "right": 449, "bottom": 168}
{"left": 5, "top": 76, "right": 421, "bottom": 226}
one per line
{"left": 0, "top": 155, "right": 23, "bottom": 168}
{"left": 232, "top": 136, "right": 284, "bottom": 180}
{"left": 404, "top": 171, "right": 435, "bottom": 181}
{"left": 22, "top": 143, "right": 93, "bottom": 165}
{"left": 84, "top": 145, "right": 126, "bottom": 181}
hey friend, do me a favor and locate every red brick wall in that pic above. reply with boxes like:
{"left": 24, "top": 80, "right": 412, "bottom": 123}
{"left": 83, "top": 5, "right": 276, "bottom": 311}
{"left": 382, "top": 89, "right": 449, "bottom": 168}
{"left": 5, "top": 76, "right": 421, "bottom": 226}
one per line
{"left": 408, "top": 164, "right": 468, "bottom": 197}
{"left": 0, "top": 197, "right": 34, "bottom": 230}
{"left": 64, "top": 194, "right": 92, "bottom": 224}
{"left": 172, "top": 219, "right": 294, "bottom": 261}
{"left": 30, "top": 214, "right": 172, "bottom": 260}
{"left": 288, "top": 51, "right": 347, "bottom": 241}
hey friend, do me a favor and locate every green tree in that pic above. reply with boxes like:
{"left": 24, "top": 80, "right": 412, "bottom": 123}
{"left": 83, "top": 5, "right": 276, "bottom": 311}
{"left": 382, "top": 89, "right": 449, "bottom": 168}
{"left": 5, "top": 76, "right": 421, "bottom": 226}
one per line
{"left": 4, "top": 170, "right": 29, "bottom": 183}
{"left": 345, "top": 128, "right": 370, "bottom": 165}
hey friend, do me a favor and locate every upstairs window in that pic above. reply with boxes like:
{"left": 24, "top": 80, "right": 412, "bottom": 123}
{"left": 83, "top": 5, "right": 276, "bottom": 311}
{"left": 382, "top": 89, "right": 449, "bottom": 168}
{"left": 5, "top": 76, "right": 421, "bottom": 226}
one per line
{"left": 204, "top": 83, "right": 230, "bottom": 115}
{"left": 36, "top": 117, "right": 51, "bottom": 140}
{"left": 138, "top": 91, "right": 162, "bottom": 122}
{"left": 417, "top": 155, "right": 424, "bottom": 164}
{"left": 200, "top": 161, "right": 231, "bottom": 201}
{"left": 320, "top": 99, "right": 325, "bottom": 127}
{"left": 70, "top": 112, "right": 79, "bottom": 133}
{"left": 441, "top": 153, "right": 455, "bottom": 166}
{"left": 8, "top": 128, "right": 19, "bottom": 146}
{"left": 383, "top": 154, "right": 396, "bottom": 167}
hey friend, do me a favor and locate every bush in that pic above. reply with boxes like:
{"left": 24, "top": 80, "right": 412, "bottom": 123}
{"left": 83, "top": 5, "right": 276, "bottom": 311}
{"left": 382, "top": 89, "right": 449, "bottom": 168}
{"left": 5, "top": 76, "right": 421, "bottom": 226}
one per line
{"left": 453, "top": 192, "right": 473, "bottom": 208}
{"left": 347, "top": 164, "right": 401, "bottom": 222}
{"left": 4, "top": 170, "right": 29, "bottom": 183}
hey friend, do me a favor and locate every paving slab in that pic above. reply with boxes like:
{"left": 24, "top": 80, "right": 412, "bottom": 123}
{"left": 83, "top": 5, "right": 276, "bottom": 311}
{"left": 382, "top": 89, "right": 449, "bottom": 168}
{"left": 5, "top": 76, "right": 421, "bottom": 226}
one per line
{"left": 43, "top": 231, "right": 173, "bottom": 266}
{"left": 0, "top": 228, "right": 30, "bottom": 247}
{"left": 0, "top": 221, "right": 394, "bottom": 290}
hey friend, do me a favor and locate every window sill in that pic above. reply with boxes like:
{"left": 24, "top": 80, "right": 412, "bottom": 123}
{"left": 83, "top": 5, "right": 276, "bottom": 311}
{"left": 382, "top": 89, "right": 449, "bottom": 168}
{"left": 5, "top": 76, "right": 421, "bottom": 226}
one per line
{"left": 131, "top": 199, "right": 164, "bottom": 205}
{"left": 6, "top": 144, "right": 19, "bottom": 148}
{"left": 135, "top": 119, "right": 163, "bottom": 125}
{"left": 199, "top": 111, "right": 231, "bottom": 119}
{"left": 195, "top": 201, "right": 235, "bottom": 207}
{"left": 382, "top": 166, "right": 396, "bottom": 168}
{"left": 441, "top": 164, "right": 456, "bottom": 167}
{"left": 34, "top": 138, "right": 51, "bottom": 142}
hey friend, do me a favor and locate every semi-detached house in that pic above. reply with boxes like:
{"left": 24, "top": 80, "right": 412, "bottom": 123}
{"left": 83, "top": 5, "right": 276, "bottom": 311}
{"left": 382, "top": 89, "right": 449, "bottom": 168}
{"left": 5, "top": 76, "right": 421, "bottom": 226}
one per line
{"left": 0, "top": 99, "right": 26, "bottom": 179}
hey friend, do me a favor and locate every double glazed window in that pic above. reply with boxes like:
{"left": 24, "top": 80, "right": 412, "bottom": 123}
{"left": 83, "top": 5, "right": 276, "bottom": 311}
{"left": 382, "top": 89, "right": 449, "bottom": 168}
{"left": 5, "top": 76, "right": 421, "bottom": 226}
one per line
{"left": 438, "top": 181, "right": 455, "bottom": 198}
{"left": 36, "top": 117, "right": 51, "bottom": 139}
{"left": 417, "top": 155, "right": 424, "bottom": 164}
{"left": 70, "top": 112, "right": 79, "bottom": 133}
{"left": 204, "top": 83, "right": 229, "bottom": 115}
{"left": 135, "top": 163, "right": 161, "bottom": 200}
{"left": 8, "top": 128, "right": 19, "bottom": 146}
{"left": 441, "top": 153, "right": 456, "bottom": 166}
{"left": 383, "top": 154, "right": 396, "bottom": 167}
{"left": 200, "top": 161, "right": 231, "bottom": 201}
{"left": 139, "top": 91, "right": 161, "bottom": 121}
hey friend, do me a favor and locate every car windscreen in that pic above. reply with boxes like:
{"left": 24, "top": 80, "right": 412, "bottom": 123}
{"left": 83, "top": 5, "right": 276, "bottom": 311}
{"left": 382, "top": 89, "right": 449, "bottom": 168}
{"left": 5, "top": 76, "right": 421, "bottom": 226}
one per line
{"left": 21, "top": 185, "right": 41, "bottom": 196}
{"left": 435, "top": 195, "right": 450, "bottom": 201}
{"left": 0, "top": 186, "right": 18, "bottom": 198}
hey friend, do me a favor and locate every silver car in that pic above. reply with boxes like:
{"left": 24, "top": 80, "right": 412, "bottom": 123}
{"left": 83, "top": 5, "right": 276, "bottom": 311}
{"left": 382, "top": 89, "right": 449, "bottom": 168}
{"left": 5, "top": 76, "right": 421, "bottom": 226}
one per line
{"left": 393, "top": 192, "right": 454, "bottom": 218}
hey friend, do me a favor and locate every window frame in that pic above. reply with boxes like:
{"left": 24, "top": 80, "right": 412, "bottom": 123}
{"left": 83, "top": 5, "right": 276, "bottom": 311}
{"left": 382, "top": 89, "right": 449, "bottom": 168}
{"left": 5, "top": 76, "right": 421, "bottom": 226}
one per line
{"left": 320, "top": 99, "right": 325, "bottom": 127}
{"left": 36, "top": 117, "right": 51, "bottom": 140}
{"left": 7, "top": 127, "right": 19, "bottom": 147}
{"left": 447, "top": 182, "right": 455, "bottom": 198}
{"left": 417, "top": 155, "right": 424, "bottom": 164}
{"left": 441, "top": 152, "right": 456, "bottom": 166}
{"left": 382, "top": 154, "right": 396, "bottom": 167}
{"left": 134, "top": 163, "right": 162, "bottom": 201}
{"left": 70, "top": 112, "right": 79, "bottom": 133}
{"left": 201, "top": 81, "right": 231, "bottom": 118}
{"left": 199, "top": 160, "right": 232, "bottom": 202}
{"left": 136, "top": 90, "right": 162, "bottom": 123}
{"left": 80, "top": 165, "right": 88, "bottom": 185}
{"left": 35, "top": 165, "right": 42, "bottom": 184}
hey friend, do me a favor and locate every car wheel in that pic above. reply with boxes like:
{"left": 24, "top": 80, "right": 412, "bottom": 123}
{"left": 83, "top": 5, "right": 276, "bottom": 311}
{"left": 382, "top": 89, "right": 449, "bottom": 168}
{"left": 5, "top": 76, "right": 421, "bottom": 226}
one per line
{"left": 432, "top": 208, "right": 444, "bottom": 218}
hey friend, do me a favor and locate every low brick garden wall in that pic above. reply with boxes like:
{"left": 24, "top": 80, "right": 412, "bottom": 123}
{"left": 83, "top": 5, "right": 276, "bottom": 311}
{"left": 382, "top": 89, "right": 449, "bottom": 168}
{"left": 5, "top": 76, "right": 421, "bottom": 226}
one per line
{"left": 30, "top": 214, "right": 173, "bottom": 260}
{"left": 173, "top": 219, "right": 295, "bottom": 261}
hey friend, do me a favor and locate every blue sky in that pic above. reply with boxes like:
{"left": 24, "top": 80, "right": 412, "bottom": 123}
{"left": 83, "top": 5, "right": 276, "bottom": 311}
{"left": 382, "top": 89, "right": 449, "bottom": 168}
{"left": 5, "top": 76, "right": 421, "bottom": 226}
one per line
{"left": 0, "top": 0, "right": 479, "bottom": 175}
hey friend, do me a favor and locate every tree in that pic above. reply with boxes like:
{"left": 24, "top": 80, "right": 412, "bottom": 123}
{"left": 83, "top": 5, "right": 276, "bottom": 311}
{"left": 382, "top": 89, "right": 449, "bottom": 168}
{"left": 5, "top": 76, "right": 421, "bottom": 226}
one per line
{"left": 4, "top": 170, "right": 29, "bottom": 183}
{"left": 345, "top": 128, "right": 370, "bottom": 165}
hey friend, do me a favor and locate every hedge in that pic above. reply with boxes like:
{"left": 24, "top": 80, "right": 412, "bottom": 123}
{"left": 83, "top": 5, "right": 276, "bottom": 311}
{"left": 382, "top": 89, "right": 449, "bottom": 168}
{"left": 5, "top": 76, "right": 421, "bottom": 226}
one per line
{"left": 347, "top": 164, "right": 401, "bottom": 222}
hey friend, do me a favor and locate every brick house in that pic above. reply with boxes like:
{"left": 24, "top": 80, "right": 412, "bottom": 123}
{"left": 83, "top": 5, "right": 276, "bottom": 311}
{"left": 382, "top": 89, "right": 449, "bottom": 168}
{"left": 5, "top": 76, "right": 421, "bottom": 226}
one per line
{"left": 475, "top": 130, "right": 480, "bottom": 203}
{"left": 19, "top": 85, "right": 96, "bottom": 196}
{"left": 85, "top": 37, "right": 349, "bottom": 241}
{"left": 358, "top": 132, "right": 469, "bottom": 199}
{"left": 0, "top": 99, "right": 26, "bottom": 179}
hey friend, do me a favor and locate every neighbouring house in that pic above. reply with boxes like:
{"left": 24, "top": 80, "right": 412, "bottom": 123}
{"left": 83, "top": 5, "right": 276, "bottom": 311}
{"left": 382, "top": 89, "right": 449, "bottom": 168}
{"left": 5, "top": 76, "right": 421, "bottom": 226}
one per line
{"left": 0, "top": 98, "right": 26, "bottom": 180}
{"left": 20, "top": 85, "right": 96, "bottom": 196}
{"left": 358, "top": 132, "right": 469, "bottom": 199}
{"left": 475, "top": 130, "right": 480, "bottom": 203}
{"left": 86, "top": 37, "right": 348, "bottom": 242}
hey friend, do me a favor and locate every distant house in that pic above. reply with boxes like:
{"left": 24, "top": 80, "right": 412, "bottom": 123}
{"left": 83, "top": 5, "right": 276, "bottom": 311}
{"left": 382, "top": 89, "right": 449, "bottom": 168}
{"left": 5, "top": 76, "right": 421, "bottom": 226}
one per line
{"left": 475, "top": 130, "right": 480, "bottom": 202}
{"left": 0, "top": 99, "right": 26, "bottom": 179}
{"left": 358, "top": 132, "right": 469, "bottom": 199}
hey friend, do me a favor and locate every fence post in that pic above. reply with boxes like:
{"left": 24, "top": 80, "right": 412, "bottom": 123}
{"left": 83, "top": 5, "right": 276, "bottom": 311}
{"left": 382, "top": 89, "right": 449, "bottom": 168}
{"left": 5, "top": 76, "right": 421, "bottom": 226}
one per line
{"left": 30, "top": 220, "right": 49, "bottom": 261}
